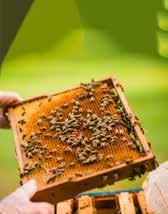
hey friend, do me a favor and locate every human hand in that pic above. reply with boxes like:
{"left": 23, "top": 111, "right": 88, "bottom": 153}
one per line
{"left": 0, "top": 180, "right": 54, "bottom": 214}
{"left": 0, "top": 92, "right": 22, "bottom": 129}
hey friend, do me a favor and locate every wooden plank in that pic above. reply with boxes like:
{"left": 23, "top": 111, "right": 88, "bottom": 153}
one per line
{"left": 137, "top": 192, "right": 151, "bottom": 214}
{"left": 57, "top": 199, "right": 73, "bottom": 214}
{"left": 78, "top": 196, "right": 96, "bottom": 214}
{"left": 119, "top": 192, "right": 136, "bottom": 214}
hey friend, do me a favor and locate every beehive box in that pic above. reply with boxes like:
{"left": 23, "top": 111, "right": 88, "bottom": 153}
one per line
{"left": 8, "top": 77, "right": 156, "bottom": 204}
{"left": 56, "top": 190, "right": 151, "bottom": 214}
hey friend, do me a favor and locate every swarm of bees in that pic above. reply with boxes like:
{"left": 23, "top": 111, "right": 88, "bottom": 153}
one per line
{"left": 17, "top": 79, "right": 145, "bottom": 184}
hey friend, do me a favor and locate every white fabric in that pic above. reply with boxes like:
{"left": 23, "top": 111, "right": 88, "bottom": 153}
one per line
{"left": 143, "top": 161, "right": 168, "bottom": 214}
{"left": 0, "top": 180, "right": 54, "bottom": 214}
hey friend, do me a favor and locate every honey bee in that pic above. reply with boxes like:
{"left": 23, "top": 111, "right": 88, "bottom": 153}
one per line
{"left": 47, "top": 174, "right": 56, "bottom": 184}
{"left": 18, "top": 119, "right": 26, "bottom": 125}
{"left": 75, "top": 173, "right": 82, "bottom": 177}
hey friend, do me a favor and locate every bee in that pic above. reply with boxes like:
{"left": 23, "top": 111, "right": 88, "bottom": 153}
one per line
{"left": 49, "top": 150, "right": 55, "bottom": 155}
{"left": 23, "top": 163, "right": 29, "bottom": 169}
{"left": 82, "top": 158, "right": 91, "bottom": 164}
{"left": 69, "top": 162, "right": 75, "bottom": 167}
{"left": 78, "top": 155, "right": 87, "bottom": 162}
{"left": 85, "top": 147, "right": 92, "bottom": 153}
{"left": 36, "top": 118, "right": 42, "bottom": 126}
{"left": 91, "top": 150, "right": 98, "bottom": 155}
{"left": 110, "top": 136, "right": 118, "bottom": 144}
{"left": 118, "top": 129, "right": 124, "bottom": 136}
{"left": 57, "top": 157, "right": 63, "bottom": 162}
{"left": 30, "top": 132, "right": 36, "bottom": 138}
{"left": 20, "top": 172, "right": 26, "bottom": 178}
{"left": 26, "top": 153, "right": 33, "bottom": 159}
{"left": 45, "top": 155, "right": 53, "bottom": 159}
{"left": 75, "top": 101, "right": 80, "bottom": 106}
{"left": 78, "top": 93, "right": 86, "bottom": 100}
{"left": 47, "top": 174, "right": 56, "bottom": 184}
{"left": 34, "top": 162, "right": 41, "bottom": 168}
{"left": 105, "top": 155, "right": 113, "bottom": 160}
{"left": 104, "top": 110, "right": 111, "bottom": 115}
{"left": 89, "top": 155, "right": 97, "bottom": 163}
{"left": 39, "top": 113, "right": 46, "bottom": 119}
{"left": 90, "top": 97, "right": 95, "bottom": 102}
{"left": 100, "top": 142, "right": 106, "bottom": 148}
{"left": 124, "top": 158, "right": 133, "bottom": 165}
{"left": 21, "top": 143, "right": 27, "bottom": 149}
{"left": 44, "top": 133, "right": 52, "bottom": 138}
{"left": 39, "top": 127, "right": 47, "bottom": 132}
{"left": 64, "top": 146, "right": 73, "bottom": 153}
{"left": 38, "top": 154, "right": 43, "bottom": 160}
{"left": 46, "top": 115, "right": 54, "bottom": 121}
{"left": 116, "top": 83, "right": 124, "bottom": 92}
{"left": 21, "top": 112, "right": 26, "bottom": 116}
{"left": 100, "top": 107, "right": 105, "bottom": 111}
{"left": 105, "top": 163, "right": 113, "bottom": 168}
{"left": 129, "top": 143, "right": 137, "bottom": 150}
{"left": 75, "top": 173, "right": 82, "bottom": 177}
{"left": 101, "top": 137, "right": 107, "bottom": 142}
{"left": 97, "top": 153, "right": 104, "bottom": 161}
{"left": 22, "top": 134, "right": 26, "bottom": 140}
{"left": 18, "top": 119, "right": 26, "bottom": 125}
{"left": 21, "top": 106, "right": 25, "bottom": 111}
{"left": 100, "top": 103, "right": 106, "bottom": 108}
{"left": 140, "top": 126, "right": 145, "bottom": 134}
{"left": 47, "top": 96, "right": 52, "bottom": 102}
{"left": 35, "top": 131, "right": 42, "bottom": 136}
{"left": 68, "top": 177, "right": 73, "bottom": 181}
{"left": 59, "top": 162, "right": 66, "bottom": 168}
{"left": 62, "top": 103, "right": 69, "bottom": 108}
{"left": 115, "top": 128, "right": 119, "bottom": 135}
{"left": 88, "top": 91, "right": 94, "bottom": 97}
{"left": 122, "top": 137, "right": 127, "bottom": 143}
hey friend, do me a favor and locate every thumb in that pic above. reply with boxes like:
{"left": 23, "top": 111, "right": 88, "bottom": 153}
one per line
{"left": 22, "top": 179, "right": 37, "bottom": 199}
{"left": 16, "top": 179, "right": 37, "bottom": 200}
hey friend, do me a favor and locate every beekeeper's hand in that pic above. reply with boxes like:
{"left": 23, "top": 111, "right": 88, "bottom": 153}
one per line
{"left": 0, "top": 92, "right": 22, "bottom": 129}
{"left": 0, "top": 180, "right": 54, "bottom": 214}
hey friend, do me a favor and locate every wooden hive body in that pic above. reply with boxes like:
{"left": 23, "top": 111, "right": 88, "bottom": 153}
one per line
{"left": 56, "top": 190, "right": 151, "bottom": 214}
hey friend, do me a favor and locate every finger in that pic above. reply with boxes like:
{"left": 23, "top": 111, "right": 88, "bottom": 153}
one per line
{"left": 31, "top": 202, "right": 55, "bottom": 214}
{"left": 21, "top": 180, "right": 37, "bottom": 199}
{"left": 0, "top": 92, "right": 22, "bottom": 107}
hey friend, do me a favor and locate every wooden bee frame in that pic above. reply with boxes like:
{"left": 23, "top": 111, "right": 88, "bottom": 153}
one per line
{"left": 8, "top": 77, "right": 156, "bottom": 204}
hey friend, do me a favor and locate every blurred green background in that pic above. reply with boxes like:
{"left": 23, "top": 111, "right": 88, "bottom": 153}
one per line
{"left": 0, "top": 0, "right": 168, "bottom": 199}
